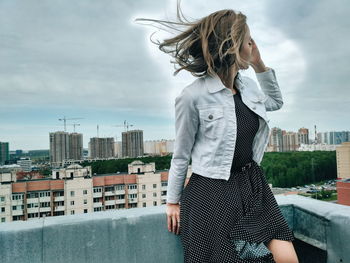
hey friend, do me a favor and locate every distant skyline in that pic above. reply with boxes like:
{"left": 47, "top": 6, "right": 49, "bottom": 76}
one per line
{"left": 1, "top": 0, "right": 349, "bottom": 150}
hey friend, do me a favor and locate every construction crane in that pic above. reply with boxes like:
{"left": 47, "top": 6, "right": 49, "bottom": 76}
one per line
{"left": 58, "top": 116, "right": 84, "bottom": 132}
{"left": 112, "top": 120, "right": 134, "bottom": 133}
{"left": 66, "top": 123, "right": 81, "bottom": 132}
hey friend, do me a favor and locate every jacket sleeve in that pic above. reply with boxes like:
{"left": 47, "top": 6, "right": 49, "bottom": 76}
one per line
{"left": 166, "top": 87, "right": 199, "bottom": 204}
{"left": 255, "top": 67, "right": 284, "bottom": 111}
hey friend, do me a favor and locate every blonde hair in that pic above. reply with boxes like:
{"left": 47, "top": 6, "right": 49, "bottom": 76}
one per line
{"left": 134, "top": 1, "right": 249, "bottom": 78}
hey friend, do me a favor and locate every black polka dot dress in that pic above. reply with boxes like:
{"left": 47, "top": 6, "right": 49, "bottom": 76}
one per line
{"left": 179, "top": 91, "right": 295, "bottom": 263}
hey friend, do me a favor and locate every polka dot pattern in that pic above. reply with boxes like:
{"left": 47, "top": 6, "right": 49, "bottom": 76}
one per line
{"left": 179, "top": 91, "right": 295, "bottom": 262}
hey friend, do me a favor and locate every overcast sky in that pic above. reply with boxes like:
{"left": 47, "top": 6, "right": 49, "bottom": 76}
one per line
{"left": 0, "top": 0, "right": 349, "bottom": 151}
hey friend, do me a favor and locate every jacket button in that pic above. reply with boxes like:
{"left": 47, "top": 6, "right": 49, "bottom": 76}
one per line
{"left": 208, "top": 114, "right": 213, "bottom": 120}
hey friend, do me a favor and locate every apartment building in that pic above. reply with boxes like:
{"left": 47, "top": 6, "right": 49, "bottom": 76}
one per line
{"left": 0, "top": 161, "right": 193, "bottom": 223}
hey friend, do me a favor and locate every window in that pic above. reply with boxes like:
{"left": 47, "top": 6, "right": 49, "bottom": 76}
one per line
{"left": 116, "top": 194, "right": 125, "bottom": 200}
{"left": 93, "top": 198, "right": 100, "bottom": 203}
{"left": 71, "top": 210, "right": 75, "bottom": 215}
{"left": 153, "top": 184, "right": 157, "bottom": 189}
{"left": 105, "top": 186, "right": 114, "bottom": 192}
{"left": 115, "top": 184, "right": 124, "bottom": 191}
{"left": 1, "top": 218, "right": 5, "bottom": 222}
{"left": 105, "top": 196, "right": 114, "bottom": 201}
{"left": 12, "top": 194, "right": 24, "bottom": 200}
{"left": 142, "top": 185, "right": 146, "bottom": 190}
{"left": 13, "top": 216, "right": 21, "bottom": 221}
{"left": 70, "top": 201, "right": 74, "bottom": 205}
{"left": 142, "top": 194, "right": 146, "bottom": 198}
{"left": 128, "top": 194, "right": 137, "bottom": 199}
{"left": 143, "top": 203, "right": 146, "bottom": 207}
{"left": 93, "top": 188, "right": 102, "bottom": 193}
{"left": 153, "top": 193, "right": 157, "bottom": 197}
{"left": 0, "top": 196, "right": 5, "bottom": 202}
{"left": 27, "top": 203, "right": 39, "bottom": 208}
{"left": 84, "top": 199, "right": 87, "bottom": 204}
{"left": 84, "top": 209, "right": 88, "bottom": 213}
{"left": 27, "top": 192, "right": 39, "bottom": 199}
{"left": 28, "top": 213, "right": 39, "bottom": 218}
{"left": 70, "top": 191, "right": 75, "bottom": 197}
{"left": 161, "top": 182, "right": 168, "bottom": 187}
{"left": 12, "top": 206, "right": 17, "bottom": 210}
{"left": 128, "top": 184, "right": 137, "bottom": 190}
{"left": 39, "top": 192, "right": 50, "bottom": 198}
{"left": 40, "top": 202, "right": 50, "bottom": 208}
{"left": 153, "top": 201, "right": 157, "bottom": 206}
{"left": 83, "top": 190, "right": 88, "bottom": 195}
{"left": 1, "top": 207, "right": 5, "bottom": 213}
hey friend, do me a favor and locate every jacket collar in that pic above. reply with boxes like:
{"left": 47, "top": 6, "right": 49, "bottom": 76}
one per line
{"left": 204, "top": 71, "right": 244, "bottom": 94}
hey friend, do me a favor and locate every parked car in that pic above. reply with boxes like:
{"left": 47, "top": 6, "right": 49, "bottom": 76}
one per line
{"left": 307, "top": 189, "right": 320, "bottom": 193}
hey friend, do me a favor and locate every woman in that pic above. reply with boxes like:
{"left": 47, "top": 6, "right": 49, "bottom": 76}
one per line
{"left": 136, "top": 3, "right": 299, "bottom": 263}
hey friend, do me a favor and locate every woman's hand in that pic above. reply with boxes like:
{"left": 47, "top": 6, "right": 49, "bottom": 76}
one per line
{"left": 249, "top": 38, "right": 268, "bottom": 73}
{"left": 166, "top": 203, "right": 181, "bottom": 235}
{"left": 249, "top": 38, "right": 262, "bottom": 67}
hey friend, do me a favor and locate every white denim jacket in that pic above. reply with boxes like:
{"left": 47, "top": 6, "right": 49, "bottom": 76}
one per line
{"left": 166, "top": 67, "right": 283, "bottom": 204}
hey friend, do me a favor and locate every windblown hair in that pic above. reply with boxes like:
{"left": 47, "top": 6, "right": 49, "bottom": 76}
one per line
{"left": 134, "top": 1, "right": 248, "bottom": 78}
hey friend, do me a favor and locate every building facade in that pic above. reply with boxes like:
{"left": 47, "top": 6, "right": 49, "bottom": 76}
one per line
{"left": 122, "top": 130, "right": 144, "bottom": 158}
{"left": 0, "top": 161, "right": 192, "bottom": 223}
{"left": 89, "top": 137, "right": 115, "bottom": 159}
{"left": 0, "top": 142, "right": 9, "bottom": 165}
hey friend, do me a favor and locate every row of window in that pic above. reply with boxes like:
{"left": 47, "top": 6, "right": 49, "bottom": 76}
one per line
{"left": 141, "top": 193, "right": 158, "bottom": 198}
{"left": 0, "top": 201, "right": 165, "bottom": 222}
{"left": 27, "top": 192, "right": 51, "bottom": 199}
{"left": 70, "top": 190, "right": 88, "bottom": 197}
{"left": 69, "top": 200, "right": 88, "bottom": 206}
{"left": 4, "top": 183, "right": 167, "bottom": 202}
{"left": 141, "top": 184, "right": 158, "bottom": 190}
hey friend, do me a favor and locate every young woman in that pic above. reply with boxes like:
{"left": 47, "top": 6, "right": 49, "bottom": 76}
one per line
{"left": 136, "top": 3, "right": 299, "bottom": 263}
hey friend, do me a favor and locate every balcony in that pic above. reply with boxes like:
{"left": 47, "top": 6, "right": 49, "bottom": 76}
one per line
{"left": 0, "top": 195, "right": 349, "bottom": 263}
{"left": 12, "top": 210, "right": 24, "bottom": 216}
{"left": 54, "top": 196, "right": 64, "bottom": 202}
{"left": 92, "top": 192, "right": 102, "bottom": 198}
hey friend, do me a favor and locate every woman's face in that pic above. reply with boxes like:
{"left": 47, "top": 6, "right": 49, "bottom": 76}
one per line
{"left": 239, "top": 25, "right": 253, "bottom": 69}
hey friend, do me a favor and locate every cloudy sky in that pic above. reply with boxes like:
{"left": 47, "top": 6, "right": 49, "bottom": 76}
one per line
{"left": 0, "top": 0, "right": 348, "bottom": 151}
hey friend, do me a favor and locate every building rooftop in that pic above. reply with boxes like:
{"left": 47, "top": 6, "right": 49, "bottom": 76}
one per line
{"left": 0, "top": 195, "right": 349, "bottom": 263}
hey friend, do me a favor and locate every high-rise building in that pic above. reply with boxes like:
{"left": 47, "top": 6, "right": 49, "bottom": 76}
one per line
{"left": 318, "top": 131, "right": 350, "bottom": 145}
{"left": 268, "top": 128, "right": 283, "bottom": 152}
{"left": 69, "top": 133, "right": 83, "bottom": 160}
{"left": 122, "top": 130, "right": 144, "bottom": 158}
{"left": 0, "top": 142, "right": 10, "bottom": 165}
{"left": 49, "top": 131, "right": 83, "bottom": 167}
{"left": 298, "top": 128, "right": 309, "bottom": 145}
{"left": 89, "top": 137, "right": 115, "bottom": 158}
{"left": 144, "top": 139, "right": 174, "bottom": 156}
{"left": 50, "top": 132, "right": 70, "bottom": 166}
{"left": 282, "top": 131, "right": 299, "bottom": 151}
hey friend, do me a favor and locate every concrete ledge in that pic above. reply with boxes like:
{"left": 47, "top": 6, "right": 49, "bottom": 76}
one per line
{"left": 0, "top": 195, "right": 349, "bottom": 263}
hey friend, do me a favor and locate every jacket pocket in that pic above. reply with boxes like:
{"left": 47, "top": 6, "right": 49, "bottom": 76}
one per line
{"left": 199, "top": 107, "right": 225, "bottom": 139}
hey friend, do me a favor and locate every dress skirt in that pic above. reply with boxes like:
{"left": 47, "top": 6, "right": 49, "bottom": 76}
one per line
{"left": 178, "top": 91, "right": 295, "bottom": 262}
{"left": 179, "top": 161, "right": 295, "bottom": 263}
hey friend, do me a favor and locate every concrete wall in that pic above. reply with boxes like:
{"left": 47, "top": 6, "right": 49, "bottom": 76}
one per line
{"left": 0, "top": 195, "right": 349, "bottom": 263}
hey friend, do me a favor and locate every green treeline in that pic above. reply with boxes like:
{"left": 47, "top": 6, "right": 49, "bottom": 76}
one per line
{"left": 260, "top": 151, "right": 337, "bottom": 187}
{"left": 81, "top": 151, "right": 337, "bottom": 188}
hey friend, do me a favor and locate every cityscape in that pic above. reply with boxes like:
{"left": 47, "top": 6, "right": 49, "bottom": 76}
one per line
{"left": 1, "top": 0, "right": 349, "bottom": 262}
{"left": 1, "top": 126, "right": 350, "bottom": 224}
